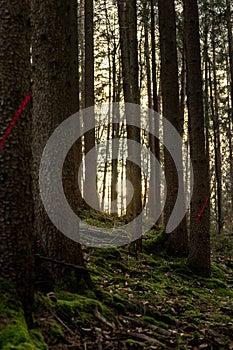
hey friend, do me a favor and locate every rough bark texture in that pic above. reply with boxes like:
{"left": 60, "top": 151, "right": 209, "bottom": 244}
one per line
{"left": 31, "top": 0, "right": 88, "bottom": 288}
{"left": 0, "top": 0, "right": 34, "bottom": 324}
{"left": 158, "top": 0, "right": 188, "bottom": 257}
{"left": 184, "top": 0, "right": 211, "bottom": 277}
{"left": 118, "top": 0, "right": 142, "bottom": 251}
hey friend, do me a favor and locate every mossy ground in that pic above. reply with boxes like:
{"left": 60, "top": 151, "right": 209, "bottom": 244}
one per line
{"left": 0, "top": 280, "right": 47, "bottom": 350}
{"left": 1, "top": 228, "right": 233, "bottom": 349}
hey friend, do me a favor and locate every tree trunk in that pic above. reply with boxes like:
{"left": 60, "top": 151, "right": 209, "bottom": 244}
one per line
{"left": 226, "top": 0, "right": 233, "bottom": 123}
{"left": 203, "top": 20, "right": 210, "bottom": 193}
{"left": 226, "top": 0, "right": 233, "bottom": 215}
{"left": 84, "top": 0, "right": 99, "bottom": 210}
{"left": 150, "top": 0, "right": 161, "bottom": 223}
{"left": 184, "top": 0, "right": 211, "bottom": 277}
{"left": 158, "top": 0, "right": 188, "bottom": 257}
{"left": 31, "top": 0, "right": 89, "bottom": 289}
{"left": 210, "top": 35, "right": 223, "bottom": 234}
{"left": 111, "top": 39, "right": 120, "bottom": 214}
{"left": 118, "top": 0, "right": 142, "bottom": 252}
{"left": 228, "top": 113, "right": 233, "bottom": 213}
{"left": 0, "top": 0, "right": 34, "bottom": 325}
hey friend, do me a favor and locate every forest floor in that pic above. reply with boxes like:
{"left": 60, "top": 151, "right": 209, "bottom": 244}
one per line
{"left": 1, "top": 217, "right": 233, "bottom": 350}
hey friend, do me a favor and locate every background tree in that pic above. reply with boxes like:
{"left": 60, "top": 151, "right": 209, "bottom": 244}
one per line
{"left": 158, "top": 0, "right": 188, "bottom": 257}
{"left": 184, "top": 0, "right": 211, "bottom": 276}
{"left": 83, "top": 0, "right": 99, "bottom": 210}
{"left": 118, "top": 0, "right": 142, "bottom": 251}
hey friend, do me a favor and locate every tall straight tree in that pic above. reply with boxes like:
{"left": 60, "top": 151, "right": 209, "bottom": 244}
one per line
{"left": 31, "top": 0, "right": 88, "bottom": 287}
{"left": 0, "top": 0, "right": 34, "bottom": 324}
{"left": 184, "top": 0, "right": 211, "bottom": 276}
{"left": 158, "top": 0, "right": 188, "bottom": 256}
{"left": 226, "top": 0, "right": 233, "bottom": 212}
{"left": 209, "top": 33, "right": 223, "bottom": 234}
{"left": 118, "top": 0, "right": 142, "bottom": 252}
{"left": 150, "top": 0, "right": 161, "bottom": 220}
{"left": 83, "top": 0, "right": 99, "bottom": 210}
{"left": 226, "top": 0, "right": 233, "bottom": 123}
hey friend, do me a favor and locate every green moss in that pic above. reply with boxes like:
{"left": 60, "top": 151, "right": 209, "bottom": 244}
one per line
{"left": 93, "top": 256, "right": 108, "bottom": 268}
{"left": 201, "top": 277, "right": 227, "bottom": 289}
{"left": 145, "top": 310, "right": 177, "bottom": 326}
{"left": 140, "top": 316, "right": 168, "bottom": 329}
{"left": 211, "top": 262, "right": 226, "bottom": 279}
{"left": 56, "top": 291, "right": 115, "bottom": 321}
{"left": 0, "top": 315, "right": 47, "bottom": 349}
{"left": 124, "top": 338, "right": 145, "bottom": 346}
{"left": 96, "top": 289, "right": 114, "bottom": 305}
{"left": 0, "top": 280, "right": 48, "bottom": 350}
{"left": 49, "top": 321, "right": 65, "bottom": 342}
{"left": 110, "top": 260, "right": 130, "bottom": 272}
{"left": 93, "top": 247, "right": 122, "bottom": 260}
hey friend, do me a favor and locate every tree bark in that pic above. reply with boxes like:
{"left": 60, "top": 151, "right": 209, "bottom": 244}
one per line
{"left": 184, "top": 0, "right": 211, "bottom": 276}
{"left": 158, "top": 0, "right": 188, "bottom": 257}
{"left": 226, "top": 0, "right": 233, "bottom": 123}
{"left": 31, "top": 0, "right": 89, "bottom": 288}
{"left": 150, "top": 0, "right": 161, "bottom": 223}
{"left": 0, "top": 0, "right": 34, "bottom": 325}
{"left": 209, "top": 35, "right": 223, "bottom": 234}
{"left": 84, "top": 0, "right": 99, "bottom": 210}
{"left": 118, "top": 0, "right": 142, "bottom": 251}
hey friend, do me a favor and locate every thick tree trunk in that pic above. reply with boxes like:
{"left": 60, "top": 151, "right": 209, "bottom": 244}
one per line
{"left": 184, "top": 0, "right": 211, "bottom": 277}
{"left": 0, "top": 0, "right": 34, "bottom": 325}
{"left": 31, "top": 0, "right": 89, "bottom": 288}
{"left": 158, "top": 0, "right": 188, "bottom": 257}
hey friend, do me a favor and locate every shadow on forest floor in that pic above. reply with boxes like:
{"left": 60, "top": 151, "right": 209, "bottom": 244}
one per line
{"left": 1, "top": 229, "right": 233, "bottom": 349}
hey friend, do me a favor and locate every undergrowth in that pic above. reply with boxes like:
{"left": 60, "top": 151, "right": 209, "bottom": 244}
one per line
{"left": 0, "top": 223, "right": 232, "bottom": 349}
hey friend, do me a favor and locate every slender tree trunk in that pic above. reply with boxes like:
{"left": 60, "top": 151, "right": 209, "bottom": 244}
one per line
{"left": 75, "top": 0, "right": 83, "bottom": 207}
{"left": 118, "top": 0, "right": 142, "bottom": 252}
{"left": 211, "top": 36, "right": 223, "bottom": 234}
{"left": 0, "top": 0, "right": 34, "bottom": 325}
{"left": 150, "top": 0, "right": 162, "bottom": 221}
{"left": 102, "top": 0, "right": 113, "bottom": 212}
{"left": 84, "top": 0, "right": 99, "bottom": 210}
{"left": 184, "top": 0, "right": 211, "bottom": 276}
{"left": 31, "top": 0, "right": 89, "bottom": 288}
{"left": 228, "top": 114, "right": 233, "bottom": 213}
{"left": 226, "top": 0, "right": 233, "bottom": 214}
{"left": 158, "top": 0, "right": 188, "bottom": 257}
{"left": 203, "top": 22, "right": 210, "bottom": 188}
{"left": 180, "top": 48, "right": 187, "bottom": 136}
{"left": 111, "top": 40, "right": 120, "bottom": 214}
{"left": 226, "top": 0, "right": 233, "bottom": 123}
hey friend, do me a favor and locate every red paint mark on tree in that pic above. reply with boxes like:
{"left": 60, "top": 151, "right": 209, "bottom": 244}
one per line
{"left": 195, "top": 197, "right": 209, "bottom": 222}
{"left": 0, "top": 95, "right": 31, "bottom": 150}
